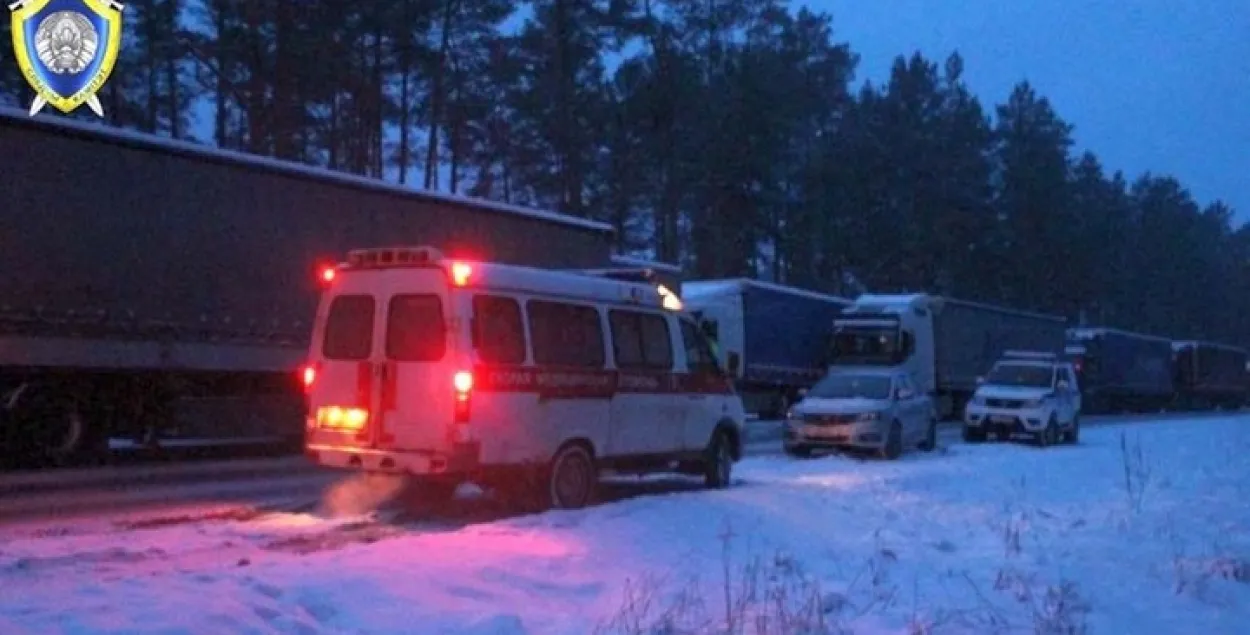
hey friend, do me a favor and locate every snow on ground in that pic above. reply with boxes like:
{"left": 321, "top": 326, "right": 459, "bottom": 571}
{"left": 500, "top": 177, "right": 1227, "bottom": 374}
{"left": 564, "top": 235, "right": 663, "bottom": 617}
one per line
{"left": 2, "top": 415, "right": 1249, "bottom": 634}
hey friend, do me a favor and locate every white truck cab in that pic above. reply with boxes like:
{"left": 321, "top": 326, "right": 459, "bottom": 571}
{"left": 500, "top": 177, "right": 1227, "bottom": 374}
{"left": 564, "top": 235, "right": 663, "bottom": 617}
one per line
{"left": 829, "top": 294, "right": 1068, "bottom": 420}
{"left": 302, "top": 246, "right": 746, "bottom": 510}
{"left": 962, "top": 351, "right": 1081, "bottom": 446}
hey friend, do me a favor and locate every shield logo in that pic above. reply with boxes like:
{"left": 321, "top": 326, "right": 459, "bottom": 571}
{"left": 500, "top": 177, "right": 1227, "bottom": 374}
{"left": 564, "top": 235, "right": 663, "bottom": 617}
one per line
{"left": 9, "top": 0, "right": 125, "bottom": 117}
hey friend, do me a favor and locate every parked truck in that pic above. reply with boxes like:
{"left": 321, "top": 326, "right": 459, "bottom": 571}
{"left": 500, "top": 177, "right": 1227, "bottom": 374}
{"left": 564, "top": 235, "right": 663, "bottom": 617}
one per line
{"left": 1171, "top": 340, "right": 1249, "bottom": 410}
{"left": 827, "top": 294, "right": 1067, "bottom": 419}
{"left": 682, "top": 279, "right": 852, "bottom": 418}
{"left": 1064, "top": 327, "right": 1175, "bottom": 414}
{"left": 0, "top": 108, "right": 616, "bottom": 468}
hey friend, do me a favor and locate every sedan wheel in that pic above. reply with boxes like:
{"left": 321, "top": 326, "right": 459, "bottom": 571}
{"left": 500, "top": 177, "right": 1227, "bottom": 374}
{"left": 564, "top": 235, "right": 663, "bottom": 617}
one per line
{"left": 880, "top": 421, "right": 903, "bottom": 460}
{"left": 918, "top": 419, "right": 938, "bottom": 452}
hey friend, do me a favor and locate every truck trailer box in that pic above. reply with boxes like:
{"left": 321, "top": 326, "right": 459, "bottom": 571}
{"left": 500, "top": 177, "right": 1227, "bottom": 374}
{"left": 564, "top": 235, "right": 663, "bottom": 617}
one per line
{"left": 0, "top": 109, "right": 616, "bottom": 371}
{"left": 1173, "top": 341, "right": 1249, "bottom": 401}
{"left": 683, "top": 279, "right": 851, "bottom": 416}
{"left": 933, "top": 298, "right": 1068, "bottom": 393}
{"left": 1065, "top": 330, "right": 1170, "bottom": 395}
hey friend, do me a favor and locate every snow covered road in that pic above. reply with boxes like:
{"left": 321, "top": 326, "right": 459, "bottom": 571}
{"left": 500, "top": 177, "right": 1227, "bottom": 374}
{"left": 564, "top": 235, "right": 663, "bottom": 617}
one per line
{"left": 2, "top": 414, "right": 1248, "bottom": 634}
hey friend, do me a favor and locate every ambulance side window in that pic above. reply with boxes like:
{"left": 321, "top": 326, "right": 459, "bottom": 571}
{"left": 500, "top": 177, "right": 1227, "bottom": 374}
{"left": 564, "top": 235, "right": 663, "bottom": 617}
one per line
{"left": 610, "top": 309, "right": 673, "bottom": 370}
{"left": 680, "top": 319, "right": 721, "bottom": 374}
{"left": 527, "top": 300, "right": 605, "bottom": 368}
{"left": 472, "top": 295, "right": 526, "bottom": 364}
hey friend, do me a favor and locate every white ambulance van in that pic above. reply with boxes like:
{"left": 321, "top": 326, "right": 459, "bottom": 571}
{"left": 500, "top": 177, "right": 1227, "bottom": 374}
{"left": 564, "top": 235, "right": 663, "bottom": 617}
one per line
{"left": 301, "top": 246, "right": 746, "bottom": 510}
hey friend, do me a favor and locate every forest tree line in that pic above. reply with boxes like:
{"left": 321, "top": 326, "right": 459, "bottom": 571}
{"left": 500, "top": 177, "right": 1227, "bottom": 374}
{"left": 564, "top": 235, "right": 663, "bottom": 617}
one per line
{"left": 2, "top": 0, "right": 1246, "bottom": 347}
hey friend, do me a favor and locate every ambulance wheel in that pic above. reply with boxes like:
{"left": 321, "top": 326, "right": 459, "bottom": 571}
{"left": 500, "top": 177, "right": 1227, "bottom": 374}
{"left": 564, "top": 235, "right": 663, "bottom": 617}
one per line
{"left": 547, "top": 444, "right": 597, "bottom": 510}
{"left": 704, "top": 430, "right": 734, "bottom": 488}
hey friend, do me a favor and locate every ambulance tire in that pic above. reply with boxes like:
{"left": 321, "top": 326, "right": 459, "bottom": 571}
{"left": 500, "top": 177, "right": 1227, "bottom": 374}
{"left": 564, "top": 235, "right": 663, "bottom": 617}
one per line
{"left": 546, "top": 443, "right": 597, "bottom": 510}
{"left": 704, "top": 430, "right": 734, "bottom": 488}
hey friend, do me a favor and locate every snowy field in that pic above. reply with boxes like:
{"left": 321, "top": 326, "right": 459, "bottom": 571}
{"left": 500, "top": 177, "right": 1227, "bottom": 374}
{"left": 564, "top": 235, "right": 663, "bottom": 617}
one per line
{"left": 2, "top": 415, "right": 1248, "bottom": 634}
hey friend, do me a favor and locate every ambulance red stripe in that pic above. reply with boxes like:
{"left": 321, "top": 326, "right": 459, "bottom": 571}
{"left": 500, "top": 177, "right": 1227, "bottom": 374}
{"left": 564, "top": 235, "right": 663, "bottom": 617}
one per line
{"left": 472, "top": 365, "right": 734, "bottom": 397}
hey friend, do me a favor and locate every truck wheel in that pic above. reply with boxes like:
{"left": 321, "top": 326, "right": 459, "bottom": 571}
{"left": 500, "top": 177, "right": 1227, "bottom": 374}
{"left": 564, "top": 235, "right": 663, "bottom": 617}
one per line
{"left": 11, "top": 385, "right": 90, "bottom": 466}
{"left": 704, "top": 431, "right": 734, "bottom": 489}
{"left": 918, "top": 419, "right": 938, "bottom": 452}
{"left": 962, "top": 426, "right": 986, "bottom": 443}
{"left": 547, "top": 444, "right": 597, "bottom": 510}
{"left": 43, "top": 402, "right": 85, "bottom": 464}
{"left": 771, "top": 393, "right": 792, "bottom": 420}
{"left": 784, "top": 444, "right": 812, "bottom": 458}
{"left": 879, "top": 421, "right": 903, "bottom": 460}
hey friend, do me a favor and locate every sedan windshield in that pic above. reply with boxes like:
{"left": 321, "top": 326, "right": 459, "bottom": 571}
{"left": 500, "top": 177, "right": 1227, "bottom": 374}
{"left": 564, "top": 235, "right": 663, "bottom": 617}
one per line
{"left": 807, "top": 374, "right": 892, "bottom": 400}
{"left": 984, "top": 363, "right": 1053, "bottom": 388}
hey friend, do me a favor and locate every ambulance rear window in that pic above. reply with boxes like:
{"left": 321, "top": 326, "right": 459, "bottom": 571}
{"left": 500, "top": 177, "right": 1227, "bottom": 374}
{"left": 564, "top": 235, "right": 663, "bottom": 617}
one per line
{"left": 322, "top": 295, "right": 375, "bottom": 360}
{"left": 386, "top": 294, "right": 446, "bottom": 361}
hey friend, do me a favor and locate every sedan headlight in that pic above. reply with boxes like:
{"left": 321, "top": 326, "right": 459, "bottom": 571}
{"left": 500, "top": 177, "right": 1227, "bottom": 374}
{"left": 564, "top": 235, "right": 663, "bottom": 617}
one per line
{"left": 970, "top": 395, "right": 986, "bottom": 407}
{"left": 855, "top": 411, "right": 880, "bottom": 422}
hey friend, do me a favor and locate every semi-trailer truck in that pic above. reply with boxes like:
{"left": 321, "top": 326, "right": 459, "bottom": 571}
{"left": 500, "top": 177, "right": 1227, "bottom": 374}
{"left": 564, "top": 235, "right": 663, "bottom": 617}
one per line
{"left": 0, "top": 108, "right": 616, "bottom": 467}
{"left": 1171, "top": 340, "right": 1249, "bottom": 410}
{"left": 828, "top": 294, "right": 1068, "bottom": 419}
{"left": 1064, "top": 327, "right": 1175, "bottom": 413}
{"left": 682, "top": 279, "right": 851, "bottom": 418}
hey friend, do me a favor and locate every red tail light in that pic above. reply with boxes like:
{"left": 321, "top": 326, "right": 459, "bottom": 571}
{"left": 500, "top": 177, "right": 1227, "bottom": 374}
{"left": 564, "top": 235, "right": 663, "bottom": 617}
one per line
{"left": 301, "top": 363, "right": 318, "bottom": 392}
{"left": 453, "top": 370, "right": 473, "bottom": 424}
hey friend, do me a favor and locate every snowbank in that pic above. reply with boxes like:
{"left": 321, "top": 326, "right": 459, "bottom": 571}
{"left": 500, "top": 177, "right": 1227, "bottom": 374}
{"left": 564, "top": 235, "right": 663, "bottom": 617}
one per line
{"left": 1, "top": 416, "right": 1248, "bottom": 634}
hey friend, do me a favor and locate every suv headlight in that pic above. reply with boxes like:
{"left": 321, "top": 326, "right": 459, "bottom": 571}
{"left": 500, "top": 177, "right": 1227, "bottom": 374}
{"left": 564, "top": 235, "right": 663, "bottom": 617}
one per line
{"left": 1023, "top": 399, "right": 1045, "bottom": 409}
{"left": 970, "top": 395, "right": 986, "bottom": 407}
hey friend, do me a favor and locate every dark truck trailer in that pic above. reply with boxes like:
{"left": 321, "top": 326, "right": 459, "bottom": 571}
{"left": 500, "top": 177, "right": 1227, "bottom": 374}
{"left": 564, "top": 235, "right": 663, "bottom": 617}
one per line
{"left": 0, "top": 108, "right": 615, "bottom": 466}
{"left": 932, "top": 297, "right": 1068, "bottom": 417}
{"left": 682, "top": 279, "right": 851, "bottom": 418}
{"left": 830, "top": 294, "right": 1067, "bottom": 419}
{"left": 1171, "top": 340, "right": 1249, "bottom": 410}
{"left": 1064, "top": 327, "right": 1175, "bottom": 414}
{"left": 572, "top": 255, "right": 685, "bottom": 296}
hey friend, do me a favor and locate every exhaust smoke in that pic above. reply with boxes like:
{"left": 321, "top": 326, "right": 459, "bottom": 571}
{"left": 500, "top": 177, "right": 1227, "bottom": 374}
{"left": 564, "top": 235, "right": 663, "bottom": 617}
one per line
{"left": 318, "top": 472, "right": 407, "bottom": 517}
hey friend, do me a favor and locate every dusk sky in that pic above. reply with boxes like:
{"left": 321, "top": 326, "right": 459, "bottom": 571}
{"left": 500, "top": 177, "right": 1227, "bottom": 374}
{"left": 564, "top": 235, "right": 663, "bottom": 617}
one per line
{"left": 816, "top": 0, "right": 1250, "bottom": 223}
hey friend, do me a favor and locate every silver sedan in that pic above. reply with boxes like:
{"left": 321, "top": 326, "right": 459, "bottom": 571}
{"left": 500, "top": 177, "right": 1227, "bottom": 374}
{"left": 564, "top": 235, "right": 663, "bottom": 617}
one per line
{"left": 783, "top": 369, "right": 938, "bottom": 460}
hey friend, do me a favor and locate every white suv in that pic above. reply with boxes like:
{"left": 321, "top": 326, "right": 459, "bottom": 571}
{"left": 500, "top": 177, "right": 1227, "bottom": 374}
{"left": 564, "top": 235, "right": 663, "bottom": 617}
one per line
{"left": 962, "top": 354, "right": 1081, "bottom": 446}
{"left": 302, "top": 245, "right": 747, "bottom": 511}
